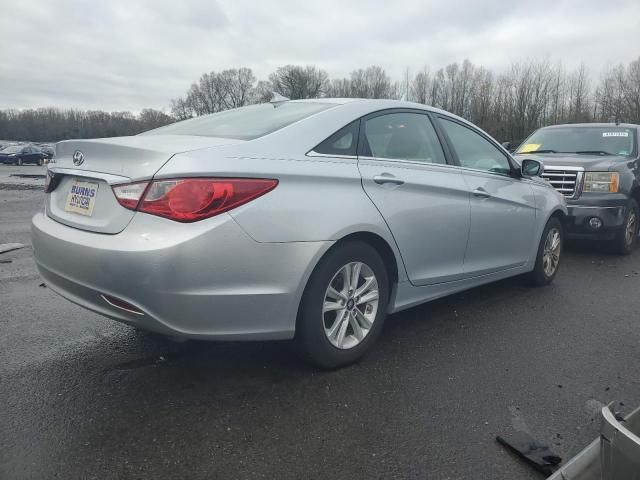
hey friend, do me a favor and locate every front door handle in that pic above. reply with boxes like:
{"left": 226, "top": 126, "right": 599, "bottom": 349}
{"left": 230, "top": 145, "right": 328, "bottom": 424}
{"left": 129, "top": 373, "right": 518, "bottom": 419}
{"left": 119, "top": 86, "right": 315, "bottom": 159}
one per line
{"left": 373, "top": 174, "right": 404, "bottom": 186}
{"left": 472, "top": 188, "right": 492, "bottom": 198}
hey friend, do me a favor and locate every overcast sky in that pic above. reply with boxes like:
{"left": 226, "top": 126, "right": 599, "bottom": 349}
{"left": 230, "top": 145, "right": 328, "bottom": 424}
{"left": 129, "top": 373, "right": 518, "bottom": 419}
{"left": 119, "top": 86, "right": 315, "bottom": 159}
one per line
{"left": 1, "top": 0, "right": 639, "bottom": 112}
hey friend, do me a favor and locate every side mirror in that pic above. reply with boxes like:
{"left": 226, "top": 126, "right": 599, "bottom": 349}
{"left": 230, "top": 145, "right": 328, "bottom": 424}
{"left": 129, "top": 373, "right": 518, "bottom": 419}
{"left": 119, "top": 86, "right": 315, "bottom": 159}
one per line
{"left": 521, "top": 158, "right": 543, "bottom": 177}
{"left": 502, "top": 141, "right": 512, "bottom": 151}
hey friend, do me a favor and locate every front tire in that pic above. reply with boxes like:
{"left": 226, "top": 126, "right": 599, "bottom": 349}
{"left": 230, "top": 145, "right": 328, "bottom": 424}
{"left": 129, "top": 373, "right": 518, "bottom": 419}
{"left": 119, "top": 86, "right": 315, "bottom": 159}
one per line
{"left": 295, "top": 241, "right": 389, "bottom": 369}
{"left": 529, "top": 217, "right": 563, "bottom": 286}
{"left": 613, "top": 199, "right": 639, "bottom": 255}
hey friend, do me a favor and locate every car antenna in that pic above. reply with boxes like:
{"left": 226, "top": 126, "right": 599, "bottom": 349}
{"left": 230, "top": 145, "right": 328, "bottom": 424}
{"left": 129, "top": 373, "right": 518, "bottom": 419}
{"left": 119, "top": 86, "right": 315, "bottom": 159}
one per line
{"left": 270, "top": 92, "right": 290, "bottom": 108}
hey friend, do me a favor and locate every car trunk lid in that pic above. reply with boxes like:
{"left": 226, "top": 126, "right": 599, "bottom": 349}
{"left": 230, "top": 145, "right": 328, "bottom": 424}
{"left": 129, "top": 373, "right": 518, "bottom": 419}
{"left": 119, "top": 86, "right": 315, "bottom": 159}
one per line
{"left": 47, "top": 135, "right": 244, "bottom": 234}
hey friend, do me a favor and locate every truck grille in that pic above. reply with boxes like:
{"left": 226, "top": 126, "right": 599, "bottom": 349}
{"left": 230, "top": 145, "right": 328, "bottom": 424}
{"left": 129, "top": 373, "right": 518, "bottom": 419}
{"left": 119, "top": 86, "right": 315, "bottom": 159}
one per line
{"left": 541, "top": 167, "right": 583, "bottom": 199}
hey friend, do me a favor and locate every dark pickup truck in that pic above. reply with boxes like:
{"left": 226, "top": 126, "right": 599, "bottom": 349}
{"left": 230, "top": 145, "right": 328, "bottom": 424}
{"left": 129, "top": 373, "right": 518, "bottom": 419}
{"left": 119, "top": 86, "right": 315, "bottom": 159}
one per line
{"left": 514, "top": 123, "right": 639, "bottom": 254}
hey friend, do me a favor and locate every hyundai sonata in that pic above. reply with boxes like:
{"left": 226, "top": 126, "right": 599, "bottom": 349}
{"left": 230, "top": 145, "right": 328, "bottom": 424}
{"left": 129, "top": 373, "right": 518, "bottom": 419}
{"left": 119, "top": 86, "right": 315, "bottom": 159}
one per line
{"left": 32, "top": 99, "right": 567, "bottom": 368}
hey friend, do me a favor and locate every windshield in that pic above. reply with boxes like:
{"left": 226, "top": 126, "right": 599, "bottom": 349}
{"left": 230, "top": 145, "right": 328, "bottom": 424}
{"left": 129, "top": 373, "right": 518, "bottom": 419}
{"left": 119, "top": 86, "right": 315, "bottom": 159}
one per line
{"left": 1, "top": 145, "right": 22, "bottom": 153}
{"left": 515, "top": 126, "right": 636, "bottom": 157}
{"left": 142, "top": 102, "right": 335, "bottom": 140}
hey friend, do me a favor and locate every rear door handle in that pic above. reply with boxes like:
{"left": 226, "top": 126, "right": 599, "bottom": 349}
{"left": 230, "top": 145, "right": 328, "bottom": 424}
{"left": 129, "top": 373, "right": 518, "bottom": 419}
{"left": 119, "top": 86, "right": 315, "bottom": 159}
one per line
{"left": 373, "top": 174, "right": 404, "bottom": 186}
{"left": 472, "top": 188, "right": 492, "bottom": 198}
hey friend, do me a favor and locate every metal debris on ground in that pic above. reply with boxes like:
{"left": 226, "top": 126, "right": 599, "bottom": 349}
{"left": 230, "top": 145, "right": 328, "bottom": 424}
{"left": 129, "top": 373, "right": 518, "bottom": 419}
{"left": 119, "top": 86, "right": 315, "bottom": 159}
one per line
{"left": 496, "top": 431, "right": 562, "bottom": 476}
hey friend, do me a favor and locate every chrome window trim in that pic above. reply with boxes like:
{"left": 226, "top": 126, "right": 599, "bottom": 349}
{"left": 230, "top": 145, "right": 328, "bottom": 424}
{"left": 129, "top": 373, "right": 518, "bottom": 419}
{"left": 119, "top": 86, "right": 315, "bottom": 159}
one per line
{"left": 570, "top": 205, "right": 621, "bottom": 210}
{"left": 357, "top": 155, "right": 453, "bottom": 170}
{"left": 306, "top": 150, "right": 357, "bottom": 160}
{"left": 444, "top": 164, "right": 516, "bottom": 180}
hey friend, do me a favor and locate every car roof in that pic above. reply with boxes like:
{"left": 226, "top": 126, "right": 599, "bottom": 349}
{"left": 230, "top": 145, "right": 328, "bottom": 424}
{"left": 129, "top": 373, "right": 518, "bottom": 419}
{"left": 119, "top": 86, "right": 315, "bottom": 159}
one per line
{"left": 291, "top": 97, "right": 443, "bottom": 113}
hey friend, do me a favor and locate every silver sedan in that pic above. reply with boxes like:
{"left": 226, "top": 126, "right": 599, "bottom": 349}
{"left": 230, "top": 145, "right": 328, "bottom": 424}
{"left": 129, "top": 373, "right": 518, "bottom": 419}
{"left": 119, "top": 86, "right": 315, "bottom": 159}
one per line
{"left": 32, "top": 99, "right": 567, "bottom": 368}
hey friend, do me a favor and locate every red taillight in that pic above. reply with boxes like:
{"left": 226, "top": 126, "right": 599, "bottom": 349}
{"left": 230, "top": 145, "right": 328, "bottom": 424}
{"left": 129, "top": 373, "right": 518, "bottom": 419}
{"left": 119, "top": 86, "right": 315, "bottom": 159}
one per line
{"left": 111, "top": 178, "right": 277, "bottom": 222}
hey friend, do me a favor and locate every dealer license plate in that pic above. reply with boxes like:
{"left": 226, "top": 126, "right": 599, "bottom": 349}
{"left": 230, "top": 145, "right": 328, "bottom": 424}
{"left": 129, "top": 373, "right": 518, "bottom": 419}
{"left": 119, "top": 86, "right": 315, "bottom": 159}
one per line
{"left": 64, "top": 179, "right": 99, "bottom": 216}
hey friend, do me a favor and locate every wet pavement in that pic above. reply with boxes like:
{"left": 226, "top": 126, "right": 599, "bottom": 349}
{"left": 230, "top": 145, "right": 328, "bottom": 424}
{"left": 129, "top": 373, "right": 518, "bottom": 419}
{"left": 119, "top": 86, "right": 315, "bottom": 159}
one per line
{"left": 1, "top": 164, "right": 640, "bottom": 479}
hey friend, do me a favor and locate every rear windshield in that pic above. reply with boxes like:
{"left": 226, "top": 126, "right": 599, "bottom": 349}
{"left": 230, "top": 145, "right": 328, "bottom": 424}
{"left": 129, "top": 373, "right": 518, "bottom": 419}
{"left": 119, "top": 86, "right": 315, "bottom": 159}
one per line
{"left": 142, "top": 102, "right": 335, "bottom": 140}
{"left": 516, "top": 126, "right": 637, "bottom": 157}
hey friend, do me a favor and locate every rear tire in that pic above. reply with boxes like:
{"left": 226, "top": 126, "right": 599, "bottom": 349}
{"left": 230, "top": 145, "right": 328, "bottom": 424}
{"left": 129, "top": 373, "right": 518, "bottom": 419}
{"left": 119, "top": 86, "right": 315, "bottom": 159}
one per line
{"left": 528, "top": 216, "right": 563, "bottom": 286}
{"left": 613, "top": 199, "right": 639, "bottom": 255}
{"left": 295, "top": 241, "right": 389, "bottom": 369}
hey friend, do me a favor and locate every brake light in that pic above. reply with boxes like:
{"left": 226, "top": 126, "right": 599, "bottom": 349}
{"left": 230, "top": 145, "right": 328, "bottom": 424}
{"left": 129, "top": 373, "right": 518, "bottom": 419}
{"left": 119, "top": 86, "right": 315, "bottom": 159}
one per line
{"left": 111, "top": 178, "right": 277, "bottom": 222}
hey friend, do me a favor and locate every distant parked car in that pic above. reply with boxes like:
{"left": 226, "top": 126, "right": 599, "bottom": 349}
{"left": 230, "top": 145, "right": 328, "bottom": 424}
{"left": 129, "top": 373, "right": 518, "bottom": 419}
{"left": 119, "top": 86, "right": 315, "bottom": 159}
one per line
{"left": 515, "top": 123, "right": 640, "bottom": 254}
{"left": 32, "top": 98, "right": 567, "bottom": 368}
{"left": 0, "top": 144, "right": 47, "bottom": 166}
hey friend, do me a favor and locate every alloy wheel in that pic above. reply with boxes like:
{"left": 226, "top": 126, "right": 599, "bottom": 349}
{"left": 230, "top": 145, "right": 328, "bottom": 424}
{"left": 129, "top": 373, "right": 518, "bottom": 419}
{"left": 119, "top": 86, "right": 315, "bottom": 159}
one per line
{"left": 542, "top": 227, "right": 561, "bottom": 277}
{"left": 625, "top": 211, "right": 637, "bottom": 247}
{"left": 323, "top": 261, "right": 379, "bottom": 350}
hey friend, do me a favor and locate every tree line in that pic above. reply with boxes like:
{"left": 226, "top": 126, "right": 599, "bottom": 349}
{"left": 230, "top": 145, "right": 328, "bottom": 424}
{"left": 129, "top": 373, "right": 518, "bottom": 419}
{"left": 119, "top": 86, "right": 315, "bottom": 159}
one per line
{"left": 1, "top": 57, "right": 638, "bottom": 143}
{"left": 0, "top": 108, "right": 174, "bottom": 143}
{"left": 171, "top": 58, "right": 640, "bottom": 143}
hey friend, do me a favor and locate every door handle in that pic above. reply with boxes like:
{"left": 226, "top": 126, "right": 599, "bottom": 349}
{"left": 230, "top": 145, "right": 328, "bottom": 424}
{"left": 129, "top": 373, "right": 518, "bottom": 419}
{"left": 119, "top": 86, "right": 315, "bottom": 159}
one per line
{"left": 472, "top": 188, "right": 492, "bottom": 198}
{"left": 373, "top": 174, "right": 404, "bottom": 186}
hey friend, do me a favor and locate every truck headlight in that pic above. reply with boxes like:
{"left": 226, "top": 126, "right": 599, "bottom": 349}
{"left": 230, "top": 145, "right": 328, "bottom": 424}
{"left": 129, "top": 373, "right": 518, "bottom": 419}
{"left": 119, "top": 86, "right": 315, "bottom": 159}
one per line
{"left": 583, "top": 172, "right": 619, "bottom": 193}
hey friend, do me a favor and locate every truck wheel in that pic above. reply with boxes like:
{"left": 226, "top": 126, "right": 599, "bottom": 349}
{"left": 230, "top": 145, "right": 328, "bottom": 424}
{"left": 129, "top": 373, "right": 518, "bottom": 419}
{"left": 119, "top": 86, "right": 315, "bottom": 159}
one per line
{"left": 295, "top": 241, "right": 389, "bottom": 369}
{"left": 613, "top": 199, "right": 639, "bottom": 255}
{"left": 529, "top": 216, "right": 563, "bottom": 286}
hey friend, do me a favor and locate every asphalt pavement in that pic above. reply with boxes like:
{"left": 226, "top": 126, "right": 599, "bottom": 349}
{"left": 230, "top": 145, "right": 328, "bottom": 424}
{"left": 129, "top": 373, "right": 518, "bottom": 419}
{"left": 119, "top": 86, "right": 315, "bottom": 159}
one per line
{"left": 1, "top": 164, "right": 639, "bottom": 479}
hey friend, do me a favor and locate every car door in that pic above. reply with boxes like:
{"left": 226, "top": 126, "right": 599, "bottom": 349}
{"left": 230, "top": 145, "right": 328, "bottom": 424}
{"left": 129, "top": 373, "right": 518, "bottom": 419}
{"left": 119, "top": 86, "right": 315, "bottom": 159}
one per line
{"left": 357, "top": 109, "right": 471, "bottom": 286}
{"left": 436, "top": 115, "right": 536, "bottom": 277}
{"left": 25, "top": 146, "right": 35, "bottom": 163}
{"left": 20, "top": 147, "right": 30, "bottom": 163}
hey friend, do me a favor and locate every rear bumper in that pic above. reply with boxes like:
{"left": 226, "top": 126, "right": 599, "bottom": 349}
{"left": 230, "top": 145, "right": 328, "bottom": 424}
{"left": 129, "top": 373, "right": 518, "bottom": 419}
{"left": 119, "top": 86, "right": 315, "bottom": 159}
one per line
{"left": 32, "top": 211, "right": 332, "bottom": 340}
{"left": 565, "top": 196, "right": 628, "bottom": 240}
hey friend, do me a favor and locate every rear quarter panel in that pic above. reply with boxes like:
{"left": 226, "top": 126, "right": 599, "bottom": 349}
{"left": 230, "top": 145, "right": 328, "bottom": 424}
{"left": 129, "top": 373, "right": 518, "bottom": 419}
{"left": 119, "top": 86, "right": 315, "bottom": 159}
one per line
{"left": 155, "top": 151, "right": 408, "bottom": 283}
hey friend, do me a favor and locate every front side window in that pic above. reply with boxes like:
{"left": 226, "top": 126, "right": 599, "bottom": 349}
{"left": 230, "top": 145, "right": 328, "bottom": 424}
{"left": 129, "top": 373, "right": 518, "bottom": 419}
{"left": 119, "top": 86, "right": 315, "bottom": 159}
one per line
{"left": 359, "top": 112, "right": 446, "bottom": 164}
{"left": 515, "top": 126, "right": 636, "bottom": 157}
{"left": 439, "top": 118, "right": 511, "bottom": 175}
{"left": 142, "top": 102, "right": 335, "bottom": 140}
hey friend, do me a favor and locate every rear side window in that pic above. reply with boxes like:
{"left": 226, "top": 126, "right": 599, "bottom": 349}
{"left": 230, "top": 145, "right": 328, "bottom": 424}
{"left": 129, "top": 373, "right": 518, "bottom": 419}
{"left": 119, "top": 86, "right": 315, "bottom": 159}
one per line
{"left": 313, "top": 121, "right": 359, "bottom": 156}
{"left": 439, "top": 117, "right": 511, "bottom": 175}
{"left": 359, "top": 112, "right": 446, "bottom": 164}
{"left": 142, "top": 102, "right": 335, "bottom": 140}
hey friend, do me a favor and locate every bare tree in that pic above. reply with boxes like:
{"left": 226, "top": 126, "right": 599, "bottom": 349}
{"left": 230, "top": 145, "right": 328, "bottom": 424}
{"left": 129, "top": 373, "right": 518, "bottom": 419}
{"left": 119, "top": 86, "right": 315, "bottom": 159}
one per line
{"left": 268, "top": 65, "right": 329, "bottom": 99}
{"left": 567, "top": 63, "right": 590, "bottom": 122}
{"left": 170, "top": 98, "right": 193, "bottom": 120}
{"left": 411, "top": 68, "right": 431, "bottom": 104}
{"left": 350, "top": 66, "right": 393, "bottom": 98}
